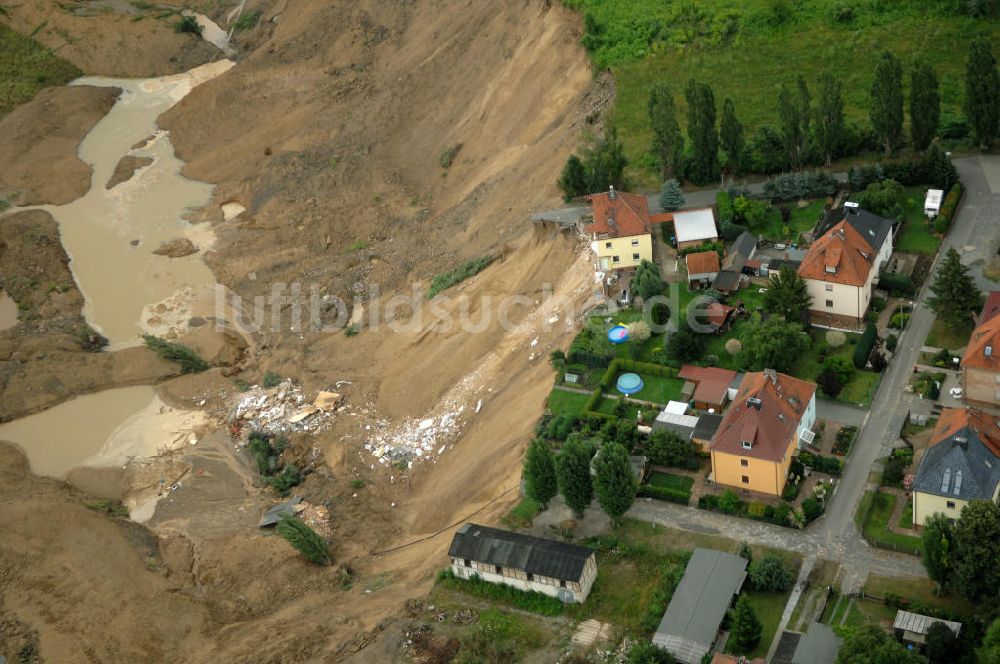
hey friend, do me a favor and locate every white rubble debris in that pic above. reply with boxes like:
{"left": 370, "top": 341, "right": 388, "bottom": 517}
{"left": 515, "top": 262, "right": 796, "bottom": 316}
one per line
{"left": 228, "top": 379, "right": 341, "bottom": 438}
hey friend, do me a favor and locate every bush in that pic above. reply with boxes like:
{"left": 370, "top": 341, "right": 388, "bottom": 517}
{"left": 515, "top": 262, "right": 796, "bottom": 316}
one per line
{"left": 799, "top": 451, "right": 842, "bottom": 476}
{"left": 717, "top": 191, "right": 735, "bottom": 224}
{"left": 890, "top": 312, "right": 911, "bottom": 328}
{"left": 344, "top": 323, "right": 360, "bottom": 337}
{"left": 174, "top": 14, "right": 203, "bottom": 35}
{"left": 853, "top": 323, "right": 877, "bottom": 369}
{"left": 234, "top": 10, "right": 262, "bottom": 31}
{"left": 142, "top": 334, "right": 209, "bottom": 373}
{"left": 440, "top": 143, "right": 463, "bottom": 168}
{"left": 725, "top": 338, "right": 743, "bottom": 356}
{"left": 782, "top": 482, "right": 800, "bottom": 501}
{"left": 748, "top": 555, "right": 795, "bottom": 592}
{"left": 262, "top": 371, "right": 282, "bottom": 388}
{"left": 801, "top": 497, "right": 824, "bottom": 524}
{"left": 884, "top": 333, "right": 898, "bottom": 352}
{"left": 428, "top": 255, "right": 495, "bottom": 298}
{"left": 877, "top": 272, "right": 916, "bottom": 297}
{"left": 825, "top": 330, "right": 846, "bottom": 348}
{"left": 935, "top": 182, "right": 963, "bottom": 234}
{"left": 698, "top": 494, "right": 719, "bottom": 510}
{"left": 638, "top": 483, "right": 690, "bottom": 505}
{"left": 718, "top": 489, "right": 742, "bottom": 514}
{"left": 276, "top": 516, "right": 332, "bottom": 565}
{"left": 761, "top": 171, "right": 838, "bottom": 202}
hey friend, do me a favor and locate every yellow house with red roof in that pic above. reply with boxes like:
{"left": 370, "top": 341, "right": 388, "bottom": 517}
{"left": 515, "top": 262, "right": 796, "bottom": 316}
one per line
{"left": 709, "top": 370, "right": 817, "bottom": 496}
{"left": 962, "top": 292, "right": 1000, "bottom": 406}
{"left": 584, "top": 187, "right": 653, "bottom": 272}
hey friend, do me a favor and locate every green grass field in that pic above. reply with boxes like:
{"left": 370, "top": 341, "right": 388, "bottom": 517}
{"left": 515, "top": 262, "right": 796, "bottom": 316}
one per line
{"left": 895, "top": 186, "right": 942, "bottom": 255}
{"left": 788, "top": 331, "right": 880, "bottom": 405}
{"left": 861, "top": 491, "right": 922, "bottom": 554}
{"left": 563, "top": 0, "right": 994, "bottom": 185}
{"left": 925, "top": 317, "right": 975, "bottom": 350}
{"left": 724, "top": 590, "right": 791, "bottom": 659}
{"left": 747, "top": 199, "right": 827, "bottom": 243}
{"left": 647, "top": 470, "right": 694, "bottom": 493}
{"left": 628, "top": 373, "right": 685, "bottom": 404}
{"left": 546, "top": 388, "right": 591, "bottom": 417}
{"left": 0, "top": 24, "right": 82, "bottom": 117}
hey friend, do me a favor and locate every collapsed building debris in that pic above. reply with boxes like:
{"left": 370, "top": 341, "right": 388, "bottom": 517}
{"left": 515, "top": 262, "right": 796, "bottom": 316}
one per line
{"left": 228, "top": 379, "right": 342, "bottom": 440}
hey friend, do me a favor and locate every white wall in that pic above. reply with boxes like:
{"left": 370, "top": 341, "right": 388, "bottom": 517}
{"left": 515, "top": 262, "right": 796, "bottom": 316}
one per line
{"left": 805, "top": 269, "right": 875, "bottom": 321}
{"left": 450, "top": 555, "right": 597, "bottom": 603}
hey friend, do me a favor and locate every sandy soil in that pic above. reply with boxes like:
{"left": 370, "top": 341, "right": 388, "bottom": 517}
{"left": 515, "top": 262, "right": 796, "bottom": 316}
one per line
{"left": 0, "top": 0, "right": 607, "bottom": 660}
{"left": 0, "top": 86, "right": 120, "bottom": 205}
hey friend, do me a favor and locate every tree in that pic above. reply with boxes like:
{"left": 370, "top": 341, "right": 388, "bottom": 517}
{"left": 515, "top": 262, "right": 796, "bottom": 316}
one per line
{"left": 725, "top": 339, "right": 742, "bottom": 356}
{"left": 927, "top": 248, "right": 984, "bottom": 329}
{"left": 732, "top": 195, "right": 769, "bottom": 228}
{"left": 685, "top": 78, "right": 719, "bottom": 185}
{"left": 815, "top": 73, "right": 846, "bottom": 166}
{"left": 649, "top": 82, "right": 685, "bottom": 179}
{"left": 763, "top": 266, "right": 812, "bottom": 322}
{"left": 738, "top": 316, "right": 810, "bottom": 372}
{"left": 738, "top": 541, "right": 753, "bottom": 565}
{"left": 659, "top": 178, "right": 685, "bottom": 211}
{"left": 823, "top": 356, "right": 856, "bottom": 384}
{"left": 718, "top": 489, "right": 741, "bottom": 514}
{"left": 720, "top": 97, "right": 745, "bottom": 176}
{"left": 836, "top": 624, "right": 925, "bottom": 664}
{"left": 558, "top": 155, "right": 588, "bottom": 199}
{"left": 979, "top": 617, "right": 1000, "bottom": 664}
{"left": 646, "top": 430, "right": 696, "bottom": 467}
{"left": 524, "top": 439, "right": 558, "bottom": 509}
{"left": 626, "top": 642, "right": 676, "bottom": 664}
{"left": 628, "top": 320, "right": 652, "bottom": 342}
{"left": 952, "top": 500, "right": 1000, "bottom": 602}
{"left": 584, "top": 126, "right": 629, "bottom": 193}
{"left": 728, "top": 595, "right": 762, "bottom": 654}
{"left": 964, "top": 38, "right": 1000, "bottom": 149}
{"left": 920, "top": 144, "right": 959, "bottom": 191}
{"left": 631, "top": 260, "right": 665, "bottom": 301}
{"left": 748, "top": 555, "right": 794, "bottom": 592}
{"left": 556, "top": 436, "right": 594, "bottom": 517}
{"left": 778, "top": 77, "right": 811, "bottom": 169}
{"left": 855, "top": 178, "right": 905, "bottom": 218}
{"left": 910, "top": 62, "right": 941, "bottom": 151}
{"left": 925, "top": 621, "right": 958, "bottom": 664}
{"left": 666, "top": 319, "right": 706, "bottom": 363}
{"left": 593, "top": 442, "right": 637, "bottom": 521}
{"left": 921, "top": 512, "right": 956, "bottom": 589}
{"left": 817, "top": 367, "right": 844, "bottom": 398}
{"left": 870, "top": 51, "right": 904, "bottom": 154}
{"left": 276, "top": 516, "right": 333, "bottom": 565}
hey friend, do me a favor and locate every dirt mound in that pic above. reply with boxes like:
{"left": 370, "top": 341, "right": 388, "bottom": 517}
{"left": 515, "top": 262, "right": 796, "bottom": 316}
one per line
{"left": 3, "top": 2, "right": 220, "bottom": 77}
{"left": 106, "top": 155, "right": 154, "bottom": 189}
{"left": 0, "top": 86, "right": 120, "bottom": 205}
{"left": 152, "top": 237, "right": 199, "bottom": 258}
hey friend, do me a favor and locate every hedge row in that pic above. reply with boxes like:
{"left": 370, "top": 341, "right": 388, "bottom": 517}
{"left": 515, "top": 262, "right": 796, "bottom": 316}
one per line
{"left": 698, "top": 493, "right": 795, "bottom": 527}
{"left": 934, "top": 182, "right": 964, "bottom": 234}
{"left": 717, "top": 191, "right": 734, "bottom": 224}
{"left": 798, "top": 451, "right": 843, "bottom": 476}
{"left": 877, "top": 272, "right": 916, "bottom": 297}
{"left": 638, "top": 484, "right": 691, "bottom": 505}
{"left": 436, "top": 568, "right": 564, "bottom": 616}
{"left": 582, "top": 387, "right": 615, "bottom": 421}
{"left": 761, "top": 171, "right": 839, "bottom": 202}
{"left": 853, "top": 323, "right": 878, "bottom": 370}
{"left": 598, "top": 358, "right": 680, "bottom": 391}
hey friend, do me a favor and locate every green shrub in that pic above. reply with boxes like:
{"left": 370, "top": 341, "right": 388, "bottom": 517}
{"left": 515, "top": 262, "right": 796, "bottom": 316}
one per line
{"left": 344, "top": 323, "right": 360, "bottom": 337}
{"left": 440, "top": 143, "right": 463, "bottom": 168}
{"left": 638, "top": 483, "right": 690, "bottom": 505}
{"left": 885, "top": 333, "right": 898, "bottom": 352}
{"left": 801, "top": 497, "right": 824, "bottom": 523}
{"left": 437, "top": 568, "right": 565, "bottom": 615}
{"left": 276, "top": 515, "right": 332, "bottom": 565}
{"left": 234, "top": 10, "right": 261, "bottom": 31}
{"left": 142, "top": 334, "right": 208, "bottom": 373}
{"left": 173, "top": 14, "right": 202, "bottom": 34}
{"left": 877, "top": 272, "right": 916, "bottom": 297}
{"left": 265, "top": 464, "right": 302, "bottom": 495}
{"left": 852, "top": 323, "right": 877, "bottom": 369}
{"left": 761, "top": 171, "right": 838, "bottom": 202}
{"left": 262, "top": 371, "right": 282, "bottom": 388}
{"left": 935, "top": 182, "right": 963, "bottom": 234}
{"left": 718, "top": 489, "right": 742, "bottom": 514}
{"left": 427, "top": 255, "right": 494, "bottom": 298}
{"left": 889, "top": 312, "right": 911, "bottom": 328}
{"left": 782, "top": 482, "right": 800, "bottom": 501}
{"left": 717, "top": 191, "right": 734, "bottom": 224}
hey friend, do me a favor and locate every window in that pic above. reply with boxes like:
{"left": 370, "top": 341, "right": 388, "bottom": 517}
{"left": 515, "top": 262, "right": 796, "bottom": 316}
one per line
{"left": 825, "top": 299, "right": 834, "bottom": 308}
{"left": 560, "top": 580, "right": 567, "bottom": 588}
{"left": 495, "top": 565, "right": 503, "bottom": 574}
{"left": 632, "top": 253, "right": 641, "bottom": 261}
{"left": 741, "top": 440, "right": 752, "bottom": 450}
{"left": 612, "top": 255, "right": 621, "bottom": 263}
{"left": 825, "top": 284, "right": 834, "bottom": 292}
{"left": 995, "top": 374, "right": 1000, "bottom": 384}
{"left": 631, "top": 239, "right": 640, "bottom": 247}
{"left": 947, "top": 501, "right": 956, "bottom": 509}
{"left": 527, "top": 573, "right": 534, "bottom": 582}
{"left": 741, "top": 459, "right": 749, "bottom": 467}
{"left": 605, "top": 241, "right": 613, "bottom": 248}
{"left": 464, "top": 559, "right": 470, "bottom": 567}
{"left": 995, "top": 390, "right": 1000, "bottom": 401}
{"left": 741, "top": 475, "right": 750, "bottom": 484}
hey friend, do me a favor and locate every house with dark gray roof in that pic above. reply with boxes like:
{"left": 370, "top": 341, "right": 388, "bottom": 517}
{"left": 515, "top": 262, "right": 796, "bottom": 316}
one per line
{"left": 724, "top": 231, "right": 758, "bottom": 274}
{"left": 652, "top": 548, "right": 748, "bottom": 663}
{"left": 912, "top": 407, "right": 1000, "bottom": 526}
{"left": 816, "top": 204, "right": 895, "bottom": 257}
{"left": 792, "top": 622, "right": 842, "bottom": 664}
{"left": 448, "top": 523, "right": 597, "bottom": 603}
{"left": 692, "top": 413, "right": 724, "bottom": 451}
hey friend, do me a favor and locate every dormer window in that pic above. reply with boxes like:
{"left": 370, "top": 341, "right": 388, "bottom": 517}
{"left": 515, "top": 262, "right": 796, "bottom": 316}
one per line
{"left": 741, "top": 440, "right": 753, "bottom": 450}
{"left": 825, "top": 266, "right": 837, "bottom": 274}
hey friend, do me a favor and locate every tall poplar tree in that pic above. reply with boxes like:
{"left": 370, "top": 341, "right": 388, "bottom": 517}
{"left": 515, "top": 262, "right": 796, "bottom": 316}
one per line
{"left": 910, "top": 61, "right": 941, "bottom": 151}
{"left": 870, "top": 51, "right": 904, "bottom": 154}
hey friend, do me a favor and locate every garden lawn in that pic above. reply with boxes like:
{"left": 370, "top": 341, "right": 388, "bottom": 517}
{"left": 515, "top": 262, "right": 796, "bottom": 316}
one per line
{"left": 788, "top": 331, "right": 880, "bottom": 406}
{"left": 895, "top": 186, "right": 941, "bottom": 255}
{"left": 745, "top": 199, "right": 826, "bottom": 244}
{"left": 629, "top": 373, "right": 685, "bottom": 404}
{"left": 502, "top": 497, "right": 541, "bottom": 529}
{"left": 898, "top": 501, "right": 913, "bottom": 530}
{"left": 647, "top": 471, "right": 694, "bottom": 494}
{"left": 566, "top": 0, "right": 987, "bottom": 186}
{"left": 724, "top": 590, "right": 790, "bottom": 660}
{"left": 861, "top": 492, "right": 922, "bottom": 555}
{"left": 925, "top": 318, "right": 974, "bottom": 351}
{"left": 862, "top": 575, "right": 976, "bottom": 619}
{"left": 546, "top": 388, "right": 591, "bottom": 417}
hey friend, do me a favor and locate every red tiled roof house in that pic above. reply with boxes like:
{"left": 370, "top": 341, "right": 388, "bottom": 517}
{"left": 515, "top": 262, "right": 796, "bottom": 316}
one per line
{"left": 961, "top": 292, "right": 1000, "bottom": 406}
{"left": 584, "top": 186, "right": 653, "bottom": 272}
{"left": 708, "top": 370, "right": 817, "bottom": 496}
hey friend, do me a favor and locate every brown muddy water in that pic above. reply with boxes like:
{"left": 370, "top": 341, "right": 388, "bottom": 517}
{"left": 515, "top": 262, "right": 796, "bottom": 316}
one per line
{"left": 0, "top": 386, "right": 156, "bottom": 477}
{"left": 0, "top": 290, "right": 17, "bottom": 330}
{"left": 39, "top": 60, "right": 233, "bottom": 349}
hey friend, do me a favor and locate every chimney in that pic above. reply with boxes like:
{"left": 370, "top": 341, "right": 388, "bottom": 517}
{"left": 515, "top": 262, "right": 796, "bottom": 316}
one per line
{"left": 609, "top": 185, "right": 616, "bottom": 200}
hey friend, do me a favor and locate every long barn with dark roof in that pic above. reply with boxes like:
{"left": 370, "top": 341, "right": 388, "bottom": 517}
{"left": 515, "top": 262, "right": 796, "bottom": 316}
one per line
{"left": 447, "top": 523, "right": 597, "bottom": 603}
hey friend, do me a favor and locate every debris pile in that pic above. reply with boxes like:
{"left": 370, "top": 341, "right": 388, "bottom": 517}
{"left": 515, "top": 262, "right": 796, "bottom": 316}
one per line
{"left": 228, "top": 379, "right": 342, "bottom": 438}
{"left": 363, "top": 408, "right": 465, "bottom": 465}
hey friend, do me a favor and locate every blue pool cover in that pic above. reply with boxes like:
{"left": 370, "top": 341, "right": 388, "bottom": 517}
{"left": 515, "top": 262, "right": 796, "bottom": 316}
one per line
{"left": 608, "top": 325, "right": 629, "bottom": 344}
{"left": 616, "top": 372, "right": 644, "bottom": 395}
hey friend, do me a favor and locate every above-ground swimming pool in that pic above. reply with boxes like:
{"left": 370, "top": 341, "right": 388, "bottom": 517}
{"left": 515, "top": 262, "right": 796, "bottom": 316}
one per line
{"left": 616, "top": 372, "right": 644, "bottom": 395}
{"left": 608, "top": 325, "right": 629, "bottom": 344}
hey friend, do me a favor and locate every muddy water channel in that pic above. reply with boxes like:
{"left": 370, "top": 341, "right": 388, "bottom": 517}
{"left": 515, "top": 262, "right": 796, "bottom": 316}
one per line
{"left": 2, "top": 27, "right": 233, "bottom": 478}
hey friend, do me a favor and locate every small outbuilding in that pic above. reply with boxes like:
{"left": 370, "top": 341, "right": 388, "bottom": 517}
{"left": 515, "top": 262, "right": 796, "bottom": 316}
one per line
{"left": 686, "top": 250, "right": 721, "bottom": 287}
{"left": 448, "top": 523, "right": 598, "bottom": 603}
{"left": 893, "top": 610, "right": 962, "bottom": 645}
{"left": 673, "top": 208, "right": 719, "bottom": 250}
{"left": 652, "top": 548, "right": 748, "bottom": 663}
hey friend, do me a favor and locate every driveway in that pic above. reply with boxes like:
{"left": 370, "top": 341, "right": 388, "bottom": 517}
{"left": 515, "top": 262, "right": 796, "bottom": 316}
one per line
{"left": 815, "top": 399, "right": 866, "bottom": 427}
